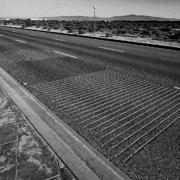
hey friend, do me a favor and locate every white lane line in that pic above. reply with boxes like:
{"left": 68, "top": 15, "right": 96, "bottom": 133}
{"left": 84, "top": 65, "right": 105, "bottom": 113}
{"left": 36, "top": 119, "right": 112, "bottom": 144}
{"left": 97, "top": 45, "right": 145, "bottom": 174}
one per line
{"left": 12, "top": 31, "right": 16, "bottom": 32}
{"left": 53, "top": 38, "right": 65, "bottom": 41}
{"left": 29, "top": 34, "right": 34, "bottom": 36}
{"left": 53, "top": 51, "right": 77, "bottom": 59}
{"left": 0, "top": 35, "right": 3, "bottom": 36}
{"left": 15, "top": 39, "right": 26, "bottom": 43}
{"left": 174, "top": 86, "right": 180, "bottom": 90}
{"left": 99, "top": 46, "right": 125, "bottom": 52}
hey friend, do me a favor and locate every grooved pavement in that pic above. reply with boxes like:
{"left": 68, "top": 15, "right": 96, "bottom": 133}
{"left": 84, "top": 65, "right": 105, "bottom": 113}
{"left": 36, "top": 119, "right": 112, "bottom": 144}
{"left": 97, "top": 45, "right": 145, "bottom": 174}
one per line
{"left": 31, "top": 69, "right": 180, "bottom": 167}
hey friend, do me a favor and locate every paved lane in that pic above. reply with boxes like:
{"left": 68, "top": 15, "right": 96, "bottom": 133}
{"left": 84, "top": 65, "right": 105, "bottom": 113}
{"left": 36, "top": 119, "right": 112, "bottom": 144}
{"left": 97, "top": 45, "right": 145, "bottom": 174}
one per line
{"left": 0, "top": 26, "right": 180, "bottom": 87}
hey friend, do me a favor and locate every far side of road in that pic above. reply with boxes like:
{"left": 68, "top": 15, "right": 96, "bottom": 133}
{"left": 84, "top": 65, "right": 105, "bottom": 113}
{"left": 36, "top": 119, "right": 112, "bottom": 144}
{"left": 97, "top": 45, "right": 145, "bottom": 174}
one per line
{"left": 0, "top": 24, "right": 180, "bottom": 51}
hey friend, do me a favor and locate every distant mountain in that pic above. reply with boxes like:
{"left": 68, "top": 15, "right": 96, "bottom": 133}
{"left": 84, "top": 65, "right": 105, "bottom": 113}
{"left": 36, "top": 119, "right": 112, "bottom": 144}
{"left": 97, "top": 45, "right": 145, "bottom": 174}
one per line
{"left": 108, "top": 15, "right": 179, "bottom": 21}
{"left": 41, "top": 14, "right": 179, "bottom": 21}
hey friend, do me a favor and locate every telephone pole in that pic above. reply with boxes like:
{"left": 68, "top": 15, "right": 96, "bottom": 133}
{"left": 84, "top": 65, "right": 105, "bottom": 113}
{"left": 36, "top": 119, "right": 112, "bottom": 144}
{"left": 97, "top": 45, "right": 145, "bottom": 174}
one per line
{"left": 93, "top": 7, "right": 96, "bottom": 35}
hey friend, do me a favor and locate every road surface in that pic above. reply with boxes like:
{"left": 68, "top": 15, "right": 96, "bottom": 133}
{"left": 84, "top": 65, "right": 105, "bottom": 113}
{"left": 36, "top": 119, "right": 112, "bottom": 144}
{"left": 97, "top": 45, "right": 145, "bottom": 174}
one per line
{"left": 0, "top": 26, "right": 180, "bottom": 180}
{"left": 0, "top": 26, "right": 180, "bottom": 87}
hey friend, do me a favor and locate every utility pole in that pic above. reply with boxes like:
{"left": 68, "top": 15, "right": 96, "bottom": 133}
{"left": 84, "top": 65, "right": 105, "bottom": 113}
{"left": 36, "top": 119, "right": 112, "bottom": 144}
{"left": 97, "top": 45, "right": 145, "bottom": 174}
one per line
{"left": 93, "top": 7, "right": 96, "bottom": 35}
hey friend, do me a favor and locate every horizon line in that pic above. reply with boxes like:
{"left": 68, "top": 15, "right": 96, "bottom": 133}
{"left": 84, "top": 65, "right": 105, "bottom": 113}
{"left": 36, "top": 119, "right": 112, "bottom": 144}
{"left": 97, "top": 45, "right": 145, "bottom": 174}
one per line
{"left": 1, "top": 14, "right": 180, "bottom": 20}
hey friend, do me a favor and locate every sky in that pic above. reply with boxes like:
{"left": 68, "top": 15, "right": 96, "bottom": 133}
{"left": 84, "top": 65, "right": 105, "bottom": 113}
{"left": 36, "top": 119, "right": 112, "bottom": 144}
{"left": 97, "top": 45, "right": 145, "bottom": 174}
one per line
{"left": 0, "top": 0, "right": 180, "bottom": 19}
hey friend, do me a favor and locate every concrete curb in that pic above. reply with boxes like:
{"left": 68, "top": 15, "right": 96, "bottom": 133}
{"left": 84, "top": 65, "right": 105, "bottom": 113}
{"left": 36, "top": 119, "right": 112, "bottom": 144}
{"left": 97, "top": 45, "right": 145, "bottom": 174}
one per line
{"left": 0, "top": 67, "right": 131, "bottom": 180}
{"left": 1, "top": 25, "right": 180, "bottom": 51}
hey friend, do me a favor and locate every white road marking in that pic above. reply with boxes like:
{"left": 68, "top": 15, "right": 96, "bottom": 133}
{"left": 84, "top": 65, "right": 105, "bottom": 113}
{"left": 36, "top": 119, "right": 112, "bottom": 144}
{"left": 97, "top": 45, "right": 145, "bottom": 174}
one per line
{"left": 99, "top": 46, "right": 125, "bottom": 52}
{"left": 15, "top": 39, "right": 26, "bottom": 43}
{"left": 53, "top": 38, "right": 65, "bottom": 41}
{"left": 29, "top": 34, "right": 34, "bottom": 36}
{"left": 53, "top": 51, "right": 77, "bottom": 58}
{"left": 174, "top": 86, "right": 180, "bottom": 90}
{"left": 0, "top": 35, "right": 3, "bottom": 36}
{"left": 13, "top": 31, "right": 16, "bottom": 32}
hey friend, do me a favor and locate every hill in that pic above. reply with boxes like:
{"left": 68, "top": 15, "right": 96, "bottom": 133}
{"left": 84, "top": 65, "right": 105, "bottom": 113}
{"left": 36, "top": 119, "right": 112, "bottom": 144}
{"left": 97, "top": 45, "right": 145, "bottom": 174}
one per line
{"left": 41, "top": 14, "right": 179, "bottom": 21}
{"left": 108, "top": 15, "right": 179, "bottom": 21}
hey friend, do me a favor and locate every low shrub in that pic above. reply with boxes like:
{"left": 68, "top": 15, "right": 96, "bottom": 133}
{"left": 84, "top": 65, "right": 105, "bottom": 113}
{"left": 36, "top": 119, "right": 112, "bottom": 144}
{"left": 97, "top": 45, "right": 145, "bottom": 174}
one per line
{"left": 106, "top": 32, "right": 113, "bottom": 37}
{"left": 79, "top": 29, "right": 87, "bottom": 34}
{"left": 21, "top": 24, "right": 27, "bottom": 29}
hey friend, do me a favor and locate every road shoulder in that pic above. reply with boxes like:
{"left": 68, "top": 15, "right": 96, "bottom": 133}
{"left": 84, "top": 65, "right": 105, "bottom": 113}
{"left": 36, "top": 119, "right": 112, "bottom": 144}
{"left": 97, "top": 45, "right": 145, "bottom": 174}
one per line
{"left": 0, "top": 67, "right": 131, "bottom": 180}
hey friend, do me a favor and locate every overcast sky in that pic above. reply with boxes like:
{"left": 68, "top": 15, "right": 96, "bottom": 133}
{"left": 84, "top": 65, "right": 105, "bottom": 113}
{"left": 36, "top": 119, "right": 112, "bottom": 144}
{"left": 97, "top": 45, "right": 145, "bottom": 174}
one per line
{"left": 0, "top": 0, "right": 180, "bottom": 19}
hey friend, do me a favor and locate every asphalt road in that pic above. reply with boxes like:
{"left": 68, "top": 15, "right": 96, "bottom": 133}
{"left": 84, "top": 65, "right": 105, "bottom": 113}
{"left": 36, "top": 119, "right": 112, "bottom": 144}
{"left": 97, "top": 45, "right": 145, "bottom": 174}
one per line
{"left": 0, "top": 26, "right": 180, "bottom": 180}
{"left": 0, "top": 26, "right": 180, "bottom": 87}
